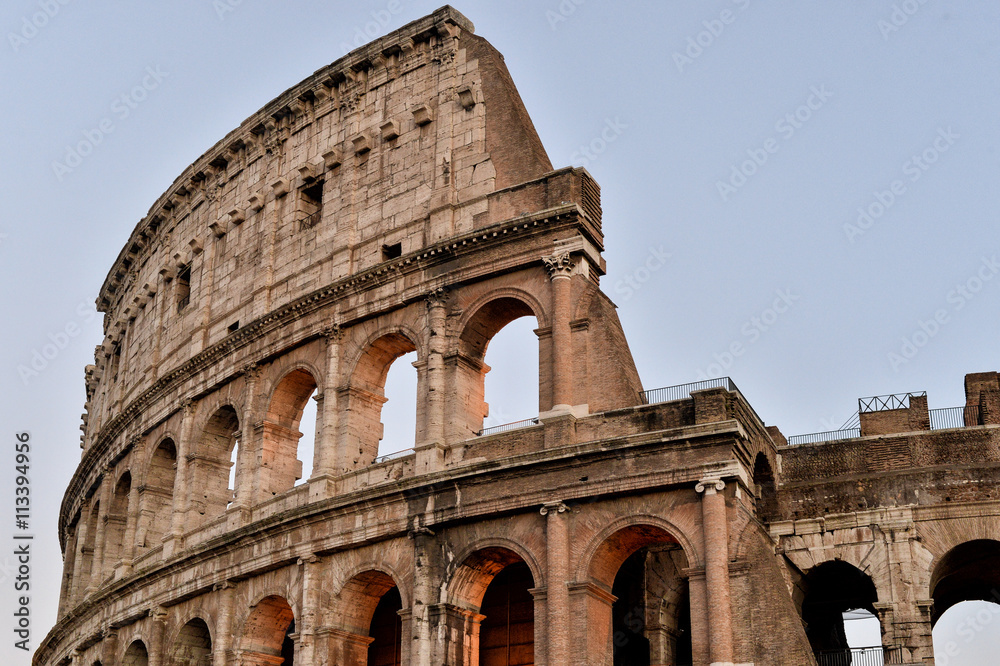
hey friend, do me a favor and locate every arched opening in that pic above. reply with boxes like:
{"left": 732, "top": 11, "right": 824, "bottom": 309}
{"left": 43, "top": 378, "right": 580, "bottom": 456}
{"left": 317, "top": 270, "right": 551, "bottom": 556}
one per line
{"left": 800, "top": 560, "right": 881, "bottom": 662}
{"left": 449, "top": 547, "right": 535, "bottom": 666}
{"left": 121, "top": 640, "right": 149, "bottom": 666}
{"left": 189, "top": 406, "right": 240, "bottom": 529}
{"left": 170, "top": 618, "right": 213, "bottom": 665}
{"left": 752, "top": 453, "right": 778, "bottom": 522}
{"left": 368, "top": 587, "right": 403, "bottom": 666}
{"left": 139, "top": 438, "right": 176, "bottom": 553}
{"left": 80, "top": 501, "right": 100, "bottom": 590}
{"left": 457, "top": 297, "right": 540, "bottom": 438}
{"left": 930, "top": 540, "right": 1000, "bottom": 663}
{"left": 588, "top": 525, "right": 691, "bottom": 665}
{"left": 379, "top": 350, "right": 418, "bottom": 460}
{"left": 345, "top": 332, "right": 418, "bottom": 468}
{"left": 262, "top": 368, "right": 319, "bottom": 494}
{"left": 479, "top": 561, "right": 534, "bottom": 666}
{"left": 241, "top": 595, "right": 295, "bottom": 665}
{"left": 103, "top": 472, "right": 131, "bottom": 571}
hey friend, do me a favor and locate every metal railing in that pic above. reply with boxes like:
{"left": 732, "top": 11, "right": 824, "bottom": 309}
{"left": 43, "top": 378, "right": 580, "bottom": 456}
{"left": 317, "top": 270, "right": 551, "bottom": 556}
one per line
{"left": 788, "top": 428, "right": 862, "bottom": 446}
{"left": 816, "top": 645, "right": 903, "bottom": 666}
{"left": 298, "top": 209, "right": 322, "bottom": 230}
{"left": 858, "top": 392, "right": 926, "bottom": 413}
{"left": 176, "top": 294, "right": 190, "bottom": 312}
{"left": 476, "top": 418, "right": 540, "bottom": 437}
{"left": 929, "top": 405, "right": 981, "bottom": 430}
{"left": 641, "top": 377, "right": 739, "bottom": 405}
{"left": 373, "top": 448, "right": 414, "bottom": 464}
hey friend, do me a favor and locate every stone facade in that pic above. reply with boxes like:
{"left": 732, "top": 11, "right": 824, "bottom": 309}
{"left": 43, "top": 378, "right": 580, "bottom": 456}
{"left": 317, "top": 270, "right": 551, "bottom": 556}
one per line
{"left": 35, "top": 6, "right": 1000, "bottom": 666}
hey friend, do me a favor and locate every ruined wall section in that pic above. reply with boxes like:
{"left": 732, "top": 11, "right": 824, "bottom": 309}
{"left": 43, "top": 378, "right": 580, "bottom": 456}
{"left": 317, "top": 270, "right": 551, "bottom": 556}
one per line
{"left": 83, "top": 6, "right": 554, "bottom": 450}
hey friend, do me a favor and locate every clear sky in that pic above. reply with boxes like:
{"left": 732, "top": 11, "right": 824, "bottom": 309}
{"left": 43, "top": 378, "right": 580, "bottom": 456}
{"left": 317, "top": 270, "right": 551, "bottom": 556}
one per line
{"left": 1, "top": 1, "right": 998, "bottom": 664}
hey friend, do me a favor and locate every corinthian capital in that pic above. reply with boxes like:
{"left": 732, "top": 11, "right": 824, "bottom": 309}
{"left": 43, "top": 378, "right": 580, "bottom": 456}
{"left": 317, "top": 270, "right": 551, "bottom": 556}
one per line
{"left": 542, "top": 251, "right": 575, "bottom": 279}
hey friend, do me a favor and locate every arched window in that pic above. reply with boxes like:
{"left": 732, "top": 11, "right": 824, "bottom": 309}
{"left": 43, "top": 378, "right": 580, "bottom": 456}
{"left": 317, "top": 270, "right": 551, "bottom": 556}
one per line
{"left": 368, "top": 586, "right": 403, "bottom": 666}
{"left": 139, "top": 439, "right": 176, "bottom": 553}
{"left": 800, "top": 560, "right": 881, "bottom": 662}
{"left": 379, "top": 350, "right": 417, "bottom": 459}
{"left": 457, "top": 297, "right": 540, "bottom": 438}
{"left": 189, "top": 406, "right": 240, "bottom": 529}
{"left": 121, "top": 640, "right": 149, "bottom": 666}
{"left": 240, "top": 596, "right": 295, "bottom": 665}
{"left": 262, "top": 369, "right": 319, "bottom": 494}
{"left": 102, "top": 471, "right": 131, "bottom": 571}
{"left": 170, "top": 618, "right": 212, "bottom": 665}
{"left": 931, "top": 539, "right": 1000, "bottom": 662}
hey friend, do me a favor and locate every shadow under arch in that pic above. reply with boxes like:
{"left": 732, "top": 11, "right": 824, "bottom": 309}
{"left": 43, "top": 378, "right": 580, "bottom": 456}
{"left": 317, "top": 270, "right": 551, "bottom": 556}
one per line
{"left": 800, "top": 559, "right": 880, "bottom": 657}
{"left": 138, "top": 437, "right": 176, "bottom": 553}
{"left": 326, "top": 568, "right": 407, "bottom": 666}
{"left": 120, "top": 639, "right": 148, "bottom": 666}
{"left": 240, "top": 594, "right": 296, "bottom": 664}
{"left": 930, "top": 538, "right": 1000, "bottom": 626}
{"left": 188, "top": 405, "right": 240, "bottom": 530}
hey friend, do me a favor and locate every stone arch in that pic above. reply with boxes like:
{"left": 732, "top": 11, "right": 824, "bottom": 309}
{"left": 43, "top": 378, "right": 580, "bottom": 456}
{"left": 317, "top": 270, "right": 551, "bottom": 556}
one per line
{"left": 259, "top": 366, "right": 321, "bottom": 496}
{"left": 102, "top": 470, "right": 132, "bottom": 573}
{"left": 120, "top": 639, "right": 148, "bottom": 666}
{"left": 451, "top": 291, "right": 546, "bottom": 438}
{"left": 187, "top": 405, "right": 241, "bottom": 530}
{"left": 80, "top": 500, "right": 101, "bottom": 591}
{"left": 238, "top": 594, "right": 296, "bottom": 664}
{"left": 446, "top": 544, "right": 537, "bottom": 666}
{"left": 447, "top": 537, "right": 545, "bottom": 608}
{"left": 341, "top": 328, "right": 421, "bottom": 470}
{"left": 333, "top": 561, "right": 412, "bottom": 610}
{"left": 168, "top": 616, "right": 213, "bottom": 666}
{"left": 799, "top": 559, "right": 880, "bottom": 656}
{"left": 929, "top": 538, "right": 1000, "bottom": 626}
{"left": 578, "top": 518, "right": 695, "bottom": 665}
{"left": 327, "top": 569, "right": 406, "bottom": 665}
{"left": 137, "top": 437, "right": 176, "bottom": 553}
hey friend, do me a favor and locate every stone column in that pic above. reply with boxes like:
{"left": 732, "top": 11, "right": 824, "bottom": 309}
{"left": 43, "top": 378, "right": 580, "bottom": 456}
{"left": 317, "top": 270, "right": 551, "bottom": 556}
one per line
{"left": 70, "top": 502, "right": 91, "bottom": 605}
{"left": 58, "top": 528, "right": 79, "bottom": 617}
{"left": 410, "top": 526, "right": 438, "bottom": 666}
{"left": 119, "top": 441, "right": 143, "bottom": 575}
{"left": 296, "top": 555, "right": 321, "bottom": 664}
{"left": 213, "top": 581, "right": 236, "bottom": 666}
{"left": 541, "top": 501, "right": 570, "bottom": 665}
{"left": 165, "top": 400, "right": 196, "bottom": 557}
{"left": 238, "top": 363, "right": 262, "bottom": 509}
{"left": 417, "top": 289, "right": 448, "bottom": 474}
{"left": 542, "top": 253, "right": 575, "bottom": 411}
{"left": 695, "top": 478, "right": 734, "bottom": 666}
{"left": 529, "top": 587, "right": 548, "bottom": 666}
{"left": 147, "top": 606, "right": 168, "bottom": 666}
{"left": 313, "top": 325, "right": 342, "bottom": 479}
{"left": 88, "top": 470, "right": 114, "bottom": 593}
{"left": 683, "top": 567, "right": 710, "bottom": 666}
{"left": 100, "top": 628, "right": 119, "bottom": 666}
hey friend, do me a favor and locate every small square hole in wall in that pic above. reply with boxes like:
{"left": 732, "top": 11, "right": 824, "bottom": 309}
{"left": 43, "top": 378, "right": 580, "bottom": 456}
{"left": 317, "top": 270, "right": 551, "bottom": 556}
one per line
{"left": 228, "top": 321, "right": 239, "bottom": 334}
{"left": 382, "top": 242, "right": 402, "bottom": 261}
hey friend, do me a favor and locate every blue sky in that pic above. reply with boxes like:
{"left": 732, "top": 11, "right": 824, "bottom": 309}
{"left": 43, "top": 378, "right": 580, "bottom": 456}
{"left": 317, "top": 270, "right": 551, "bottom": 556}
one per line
{"left": 2, "top": 1, "right": 999, "bottom": 663}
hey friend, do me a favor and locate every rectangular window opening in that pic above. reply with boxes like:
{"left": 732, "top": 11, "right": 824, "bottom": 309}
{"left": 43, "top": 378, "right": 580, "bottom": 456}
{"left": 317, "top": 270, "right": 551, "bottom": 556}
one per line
{"left": 176, "top": 265, "right": 191, "bottom": 313}
{"left": 298, "top": 181, "right": 324, "bottom": 230}
{"left": 227, "top": 321, "right": 240, "bottom": 334}
{"left": 382, "top": 242, "right": 402, "bottom": 261}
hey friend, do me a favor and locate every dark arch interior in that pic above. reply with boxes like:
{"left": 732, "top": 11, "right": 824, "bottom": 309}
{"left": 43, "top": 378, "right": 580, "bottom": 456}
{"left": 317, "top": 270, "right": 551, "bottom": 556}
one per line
{"left": 479, "top": 561, "right": 534, "bottom": 666}
{"left": 931, "top": 539, "right": 1000, "bottom": 625}
{"left": 801, "top": 560, "right": 879, "bottom": 656}
{"left": 170, "top": 618, "right": 212, "bottom": 665}
{"left": 752, "top": 452, "right": 778, "bottom": 522}
{"left": 368, "top": 587, "right": 402, "bottom": 666}
{"left": 121, "top": 640, "right": 149, "bottom": 666}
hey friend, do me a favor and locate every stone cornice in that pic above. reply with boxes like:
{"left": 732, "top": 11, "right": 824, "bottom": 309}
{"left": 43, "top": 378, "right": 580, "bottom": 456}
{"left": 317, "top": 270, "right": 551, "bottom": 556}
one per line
{"left": 61, "top": 204, "right": 586, "bottom": 548}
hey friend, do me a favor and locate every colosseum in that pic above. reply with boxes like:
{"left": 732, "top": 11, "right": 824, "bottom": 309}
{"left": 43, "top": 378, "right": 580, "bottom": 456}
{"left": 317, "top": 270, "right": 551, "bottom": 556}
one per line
{"left": 35, "top": 6, "right": 1000, "bottom": 666}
